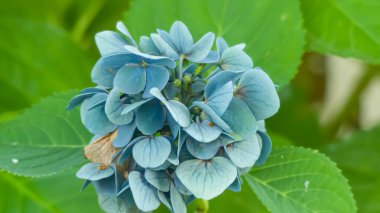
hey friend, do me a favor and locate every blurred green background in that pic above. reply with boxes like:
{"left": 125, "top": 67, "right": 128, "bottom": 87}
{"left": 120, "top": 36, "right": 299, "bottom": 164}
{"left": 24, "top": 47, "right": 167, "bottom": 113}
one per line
{"left": 0, "top": 0, "right": 379, "bottom": 212}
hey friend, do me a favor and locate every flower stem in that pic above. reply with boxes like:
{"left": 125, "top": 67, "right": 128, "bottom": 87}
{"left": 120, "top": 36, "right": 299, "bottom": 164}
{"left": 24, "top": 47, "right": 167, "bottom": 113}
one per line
{"left": 178, "top": 55, "right": 185, "bottom": 80}
{"left": 195, "top": 199, "right": 209, "bottom": 213}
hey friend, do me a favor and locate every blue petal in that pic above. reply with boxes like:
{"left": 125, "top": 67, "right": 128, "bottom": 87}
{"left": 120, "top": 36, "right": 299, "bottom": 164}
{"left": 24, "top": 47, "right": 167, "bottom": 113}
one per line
{"left": 220, "top": 45, "right": 253, "bottom": 71}
{"left": 118, "top": 136, "right": 146, "bottom": 164}
{"left": 205, "top": 81, "right": 233, "bottom": 116}
{"left": 121, "top": 98, "right": 153, "bottom": 115}
{"left": 81, "top": 93, "right": 117, "bottom": 135}
{"left": 191, "top": 101, "right": 231, "bottom": 132}
{"left": 221, "top": 97, "right": 258, "bottom": 140}
{"left": 205, "top": 70, "right": 243, "bottom": 97}
{"left": 144, "top": 169, "right": 171, "bottom": 192}
{"left": 143, "top": 65, "right": 170, "bottom": 98}
{"left": 123, "top": 45, "right": 176, "bottom": 68}
{"left": 185, "top": 32, "right": 215, "bottom": 62}
{"left": 191, "top": 78, "right": 206, "bottom": 95}
{"left": 170, "top": 183, "right": 187, "bottom": 213}
{"left": 95, "top": 31, "right": 129, "bottom": 56}
{"left": 139, "top": 36, "right": 160, "bottom": 55}
{"left": 167, "top": 112, "right": 180, "bottom": 139}
{"left": 136, "top": 99, "right": 166, "bottom": 135}
{"left": 98, "top": 189, "right": 139, "bottom": 213}
{"left": 116, "top": 21, "right": 137, "bottom": 47}
{"left": 225, "top": 135, "right": 260, "bottom": 168}
{"left": 216, "top": 37, "right": 229, "bottom": 57}
{"left": 236, "top": 68, "right": 280, "bottom": 120}
{"left": 129, "top": 171, "right": 161, "bottom": 211}
{"left": 168, "top": 21, "right": 193, "bottom": 53}
{"left": 76, "top": 163, "right": 114, "bottom": 181}
{"left": 183, "top": 64, "right": 196, "bottom": 75}
{"left": 197, "top": 50, "right": 219, "bottom": 64}
{"left": 67, "top": 92, "right": 98, "bottom": 110}
{"left": 177, "top": 131, "right": 187, "bottom": 159}
{"left": 151, "top": 33, "right": 179, "bottom": 59}
{"left": 80, "top": 87, "right": 108, "bottom": 94}
{"left": 132, "top": 136, "right": 171, "bottom": 168}
{"left": 150, "top": 88, "right": 190, "bottom": 127}
{"left": 186, "top": 136, "right": 220, "bottom": 160}
{"left": 114, "top": 64, "right": 146, "bottom": 94}
{"left": 91, "top": 53, "right": 139, "bottom": 87}
{"left": 93, "top": 175, "right": 118, "bottom": 196}
{"left": 256, "top": 130, "right": 272, "bottom": 166}
{"left": 228, "top": 175, "right": 242, "bottom": 192}
{"left": 173, "top": 174, "right": 192, "bottom": 195}
{"left": 175, "top": 157, "right": 237, "bottom": 200}
{"left": 183, "top": 121, "right": 222, "bottom": 143}
{"left": 112, "top": 122, "right": 136, "bottom": 148}
{"left": 157, "top": 191, "right": 172, "bottom": 210}
{"left": 105, "top": 89, "right": 134, "bottom": 125}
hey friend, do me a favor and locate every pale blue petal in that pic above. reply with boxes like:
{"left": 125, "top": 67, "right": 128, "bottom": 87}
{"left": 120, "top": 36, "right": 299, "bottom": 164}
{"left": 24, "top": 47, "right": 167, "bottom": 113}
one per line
{"left": 177, "top": 131, "right": 187, "bottom": 159}
{"left": 220, "top": 46, "right": 253, "bottom": 71}
{"left": 105, "top": 89, "right": 134, "bottom": 125}
{"left": 133, "top": 136, "right": 171, "bottom": 168}
{"left": 67, "top": 92, "right": 97, "bottom": 110}
{"left": 228, "top": 175, "right": 242, "bottom": 192}
{"left": 225, "top": 135, "right": 260, "bottom": 168}
{"left": 167, "top": 112, "right": 180, "bottom": 139}
{"left": 191, "top": 78, "right": 206, "bottom": 95}
{"left": 76, "top": 163, "right": 114, "bottom": 181}
{"left": 216, "top": 37, "right": 228, "bottom": 57}
{"left": 236, "top": 68, "right": 280, "bottom": 120}
{"left": 256, "top": 130, "right": 272, "bottom": 166}
{"left": 173, "top": 174, "right": 192, "bottom": 195}
{"left": 87, "top": 99, "right": 106, "bottom": 111}
{"left": 143, "top": 65, "right": 170, "bottom": 98}
{"left": 118, "top": 136, "right": 146, "bottom": 164}
{"left": 183, "top": 64, "right": 196, "bottom": 75}
{"left": 205, "top": 81, "right": 233, "bottom": 116}
{"left": 150, "top": 160, "right": 171, "bottom": 171}
{"left": 197, "top": 50, "right": 219, "bottom": 64}
{"left": 123, "top": 45, "right": 176, "bottom": 68}
{"left": 157, "top": 191, "right": 171, "bottom": 210}
{"left": 129, "top": 171, "right": 161, "bottom": 212}
{"left": 186, "top": 137, "right": 220, "bottom": 160}
{"left": 98, "top": 190, "right": 139, "bottom": 213}
{"left": 112, "top": 122, "right": 136, "bottom": 148}
{"left": 140, "top": 36, "right": 160, "bottom": 55}
{"left": 93, "top": 175, "right": 117, "bottom": 196}
{"left": 144, "top": 169, "right": 171, "bottom": 192}
{"left": 168, "top": 147, "right": 179, "bottom": 165}
{"left": 221, "top": 97, "right": 258, "bottom": 140}
{"left": 175, "top": 157, "right": 237, "bottom": 200}
{"left": 169, "top": 21, "right": 193, "bottom": 52}
{"left": 95, "top": 31, "right": 129, "bottom": 56}
{"left": 81, "top": 94, "right": 117, "bottom": 135}
{"left": 114, "top": 64, "right": 146, "bottom": 94}
{"left": 170, "top": 183, "right": 187, "bottom": 213}
{"left": 150, "top": 88, "right": 190, "bottom": 127}
{"left": 205, "top": 70, "right": 243, "bottom": 97}
{"left": 185, "top": 32, "right": 215, "bottom": 62}
{"left": 151, "top": 33, "right": 179, "bottom": 59}
{"left": 116, "top": 21, "right": 137, "bottom": 47}
{"left": 136, "top": 99, "right": 166, "bottom": 135}
{"left": 164, "top": 82, "right": 177, "bottom": 100}
{"left": 121, "top": 98, "right": 153, "bottom": 115}
{"left": 80, "top": 87, "right": 108, "bottom": 94}
{"left": 183, "top": 121, "right": 222, "bottom": 143}
{"left": 191, "top": 101, "right": 231, "bottom": 132}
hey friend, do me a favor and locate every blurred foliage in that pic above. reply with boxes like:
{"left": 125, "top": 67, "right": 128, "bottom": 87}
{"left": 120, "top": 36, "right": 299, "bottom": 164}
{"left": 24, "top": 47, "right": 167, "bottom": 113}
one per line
{"left": 0, "top": 0, "right": 380, "bottom": 212}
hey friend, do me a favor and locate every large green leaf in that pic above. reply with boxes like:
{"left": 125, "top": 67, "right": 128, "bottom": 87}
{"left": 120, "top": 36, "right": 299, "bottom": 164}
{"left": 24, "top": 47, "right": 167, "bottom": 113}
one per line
{"left": 124, "top": 0, "right": 304, "bottom": 88}
{"left": 0, "top": 91, "right": 91, "bottom": 177}
{"left": 324, "top": 126, "right": 380, "bottom": 213}
{"left": 301, "top": 0, "right": 380, "bottom": 63}
{"left": 245, "top": 147, "right": 356, "bottom": 213}
{"left": 0, "top": 17, "right": 93, "bottom": 113}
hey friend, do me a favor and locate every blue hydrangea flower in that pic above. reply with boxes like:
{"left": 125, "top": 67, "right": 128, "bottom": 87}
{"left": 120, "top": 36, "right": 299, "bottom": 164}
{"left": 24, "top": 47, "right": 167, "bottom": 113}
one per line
{"left": 68, "top": 20, "right": 280, "bottom": 213}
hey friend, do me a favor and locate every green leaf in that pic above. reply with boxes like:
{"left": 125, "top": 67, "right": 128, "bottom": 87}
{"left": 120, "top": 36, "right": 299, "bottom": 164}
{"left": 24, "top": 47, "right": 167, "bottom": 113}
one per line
{"left": 301, "top": 0, "right": 380, "bottom": 63}
{"left": 0, "top": 91, "right": 91, "bottom": 177}
{"left": 0, "top": 145, "right": 84, "bottom": 177}
{"left": 324, "top": 126, "right": 380, "bottom": 213}
{"left": 124, "top": 0, "right": 304, "bottom": 88}
{"left": 245, "top": 146, "right": 357, "bottom": 213}
{"left": 0, "top": 17, "right": 93, "bottom": 113}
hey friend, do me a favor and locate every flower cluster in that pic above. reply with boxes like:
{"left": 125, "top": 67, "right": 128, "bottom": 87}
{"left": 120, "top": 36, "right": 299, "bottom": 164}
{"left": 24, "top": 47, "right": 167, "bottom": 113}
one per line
{"left": 68, "top": 21, "right": 280, "bottom": 213}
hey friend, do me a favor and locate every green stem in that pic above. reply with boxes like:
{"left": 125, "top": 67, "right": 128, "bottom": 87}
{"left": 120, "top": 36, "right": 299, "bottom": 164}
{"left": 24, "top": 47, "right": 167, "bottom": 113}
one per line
{"left": 195, "top": 199, "right": 209, "bottom": 213}
{"left": 178, "top": 55, "right": 185, "bottom": 80}
{"left": 71, "top": 0, "right": 106, "bottom": 42}
{"left": 323, "top": 64, "right": 378, "bottom": 140}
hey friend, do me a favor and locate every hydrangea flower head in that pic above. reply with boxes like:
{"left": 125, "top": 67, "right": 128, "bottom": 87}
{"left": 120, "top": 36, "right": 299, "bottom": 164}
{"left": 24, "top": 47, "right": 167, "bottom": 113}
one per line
{"left": 68, "top": 20, "right": 280, "bottom": 213}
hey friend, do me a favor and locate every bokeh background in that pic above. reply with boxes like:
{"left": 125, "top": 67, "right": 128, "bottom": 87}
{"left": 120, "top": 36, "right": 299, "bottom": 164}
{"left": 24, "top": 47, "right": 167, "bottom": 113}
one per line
{"left": 0, "top": 0, "right": 379, "bottom": 212}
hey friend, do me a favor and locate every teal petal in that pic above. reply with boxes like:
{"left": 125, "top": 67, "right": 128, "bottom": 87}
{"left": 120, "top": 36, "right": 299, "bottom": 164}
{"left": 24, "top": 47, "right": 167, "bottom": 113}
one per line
{"left": 95, "top": 31, "right": 128, "bottom": 56}
{"left": 136, "top": 99, "right": 166, "bottom": 135}
{"left": 256, "top": 130, "right": 272, "bottom": 165}
{"left": 205, "top": 70, "right": 242, "bottom": 97}
{"left": 150, "top": 88, "right": 190, "bottom": 127}
{"left": 132, "top": 136, "right": 171, "bottom": 168}
{"left": 170, "top": 183, "right": 187, "bottom": 213}
{"left": 151, "top": 33, "right": 179, "bottom": 59}
{"left": 225, "top": 135, "right": 260, "bottom": 168}
{"left": 191, "top": 101, "right": 231, "bottom": 132}
{"left": 112, "top": 122, "right": 136, "bottom": 148}
{"left": 129, "top": 171, "right": 161, "bottom": 212}
{"left": 116, "top": 21, "right": 137, "bottom": 47}
{"left": 216, "top": 37, "right": 228, "bottom": 57}
{"left": 168, "top": 21, "right": 193, "bottom": 52}
{"left": 121, "top": 98, "right": 153, "bottom": 115}
{"left": 76, "top": 163, "right": 114, "bottom": 181}
{"left": 139, "top": 36, "right": 159, "bottom": 55}
{"left": 236, "top": 68, "right": 280, "bottom": 120}
{"left": 186, "top": 136, "right": 220, "bottom": 160}
{"left": 220, "top": 45, "right": 253, "bottom": 71}
{"left": 143, "top": 65, "right": 170, "bottom": 98}
{"left": 185, "top": 32, "right": 215, "bottom": 62}
{"left": 228, "top": 175, "right": 242, "bottom": 192}
{"left": 221, "top": 97, "right": 258, "bottom": 140}
{"left": 173, "top": 174, "right": 192, "bottom": 195}
{"left": 105, "top": 89, "right": 134, "bottom": 125}
{"left": 175, "top": 157, "right": 237, "bottom": 200}
{"left": 144, "top": 169, "right": 171, "bottom": 192}
{"left": 183, "top": 121, "right": 222, "bottom": 143}
{"left": 114, "top": 64, "right": 146, "bottom": 94}
{"left": 123, "top": 45, "right": 176, "bottom": 68}
{"left": 205, "top": 81, "right": 233, "bottom": 116}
